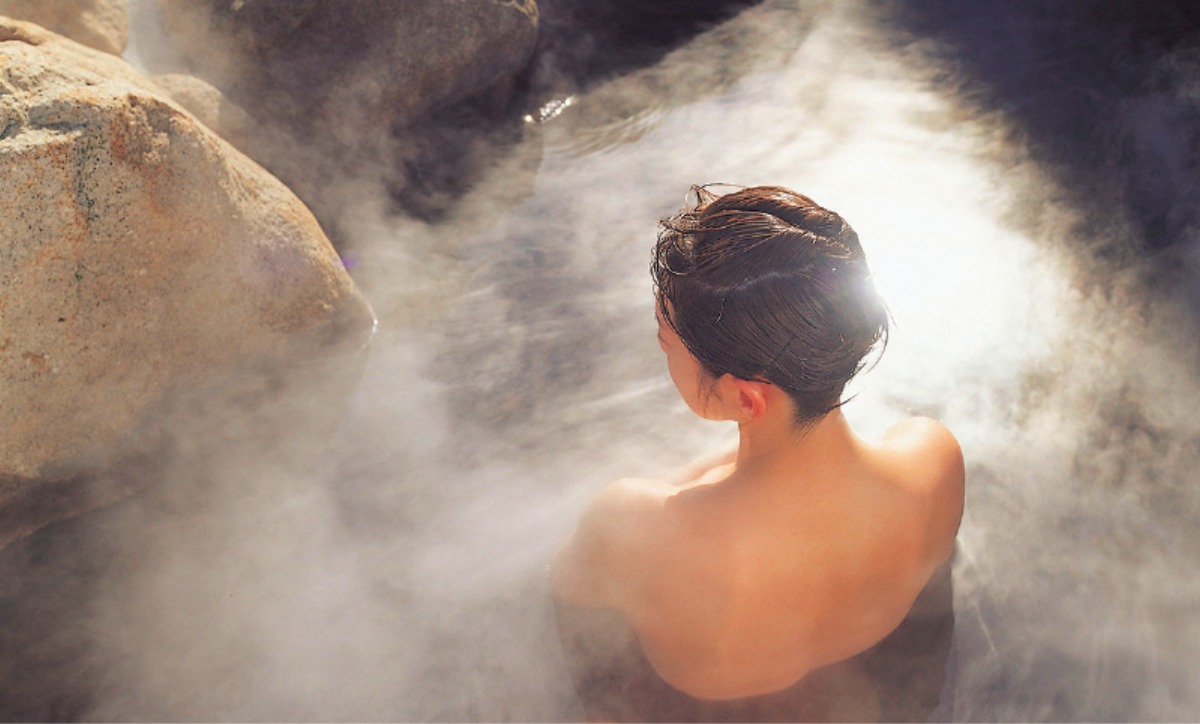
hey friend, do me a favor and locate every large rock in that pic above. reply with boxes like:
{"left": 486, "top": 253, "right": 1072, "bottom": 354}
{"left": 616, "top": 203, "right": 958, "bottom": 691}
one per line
{"left": 0, "top": 0, "right": 127, "bottom": 55}
{"left": 0, "top": 18, "right": 376, "bottom": 546}
{"left": 159, "top": 0, "right": 539, "bottom": 128}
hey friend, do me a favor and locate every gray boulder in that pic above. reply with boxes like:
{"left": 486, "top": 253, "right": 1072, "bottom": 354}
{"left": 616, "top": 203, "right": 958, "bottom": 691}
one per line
{"left": 159, "top": 0, "right": 539, "bottom": 128}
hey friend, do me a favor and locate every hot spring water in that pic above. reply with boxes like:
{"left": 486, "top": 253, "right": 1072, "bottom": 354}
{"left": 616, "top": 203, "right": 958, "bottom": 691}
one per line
{"left": 10, "top": 0, "right": 1198, "bottom": 719}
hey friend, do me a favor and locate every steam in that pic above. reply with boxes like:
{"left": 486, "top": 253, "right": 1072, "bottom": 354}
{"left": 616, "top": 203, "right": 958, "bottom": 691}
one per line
{"left": 6, "top": 0, "right": 1195, "bottom": 719}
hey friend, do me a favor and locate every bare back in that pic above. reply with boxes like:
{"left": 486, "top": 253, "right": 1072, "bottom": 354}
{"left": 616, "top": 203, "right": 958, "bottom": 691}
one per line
{"left": 551, "top": 415, "right": 964, "bottom": 701}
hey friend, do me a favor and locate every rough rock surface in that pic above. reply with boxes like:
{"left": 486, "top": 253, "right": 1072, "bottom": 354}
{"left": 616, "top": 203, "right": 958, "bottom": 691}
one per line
{"left": 0, "top": 0, "right": 128, "bottom": 55}
{"left": 0, "top": 19, "right": 375, "bottom": 546}
{"left": 160, "top": 0, "right": 539, "bottom": 128}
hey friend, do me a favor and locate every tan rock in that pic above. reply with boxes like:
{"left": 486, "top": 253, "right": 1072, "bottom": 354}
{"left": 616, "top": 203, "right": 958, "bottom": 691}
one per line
{"left": 0, "top": 0, "right": 128, "bottom": 55}
{"left": 0, "top": 19, "right": 375, "bottom": 545}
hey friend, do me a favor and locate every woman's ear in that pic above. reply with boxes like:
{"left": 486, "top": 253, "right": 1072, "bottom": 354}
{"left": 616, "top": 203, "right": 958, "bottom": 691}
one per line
{"left": 717, "top": 375, "right": 769, "bottom": 423}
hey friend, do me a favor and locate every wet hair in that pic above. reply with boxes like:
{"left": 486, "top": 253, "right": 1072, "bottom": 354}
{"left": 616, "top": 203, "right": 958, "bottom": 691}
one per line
{"left": 652, "top": 185, "right": 889, "bottom": 427}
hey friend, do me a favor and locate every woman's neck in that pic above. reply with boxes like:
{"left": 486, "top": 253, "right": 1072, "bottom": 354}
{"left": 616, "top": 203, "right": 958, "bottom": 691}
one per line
{"left": 733, "top": 408, "right": 860, "bottom": 487}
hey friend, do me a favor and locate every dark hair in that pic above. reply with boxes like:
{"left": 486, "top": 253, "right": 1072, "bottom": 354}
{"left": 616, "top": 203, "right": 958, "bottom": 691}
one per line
{"left": 652, "top": 185, "right": 889, "bottom": 427}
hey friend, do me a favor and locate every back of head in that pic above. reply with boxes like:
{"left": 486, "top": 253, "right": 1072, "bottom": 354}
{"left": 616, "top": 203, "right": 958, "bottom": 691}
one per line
{"left": 652, "top": 185, "right": 889, "bottom": 426}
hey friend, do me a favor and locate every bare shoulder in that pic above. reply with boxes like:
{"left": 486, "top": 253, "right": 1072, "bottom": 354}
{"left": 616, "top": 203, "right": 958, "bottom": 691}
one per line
{"left": 579, "top": 477, "right": 671, "bottom": 543}
{"left": 881, "top": 417, "right": 965, "bottom": 557}
{"left": 549, "top": 477, "right": 670, "bottom": 609}
{"left": 883, "top": 417, "right": 962, "bottom": 467}
{"left": 880, "top": 417, "right": 965, "bottom": 498}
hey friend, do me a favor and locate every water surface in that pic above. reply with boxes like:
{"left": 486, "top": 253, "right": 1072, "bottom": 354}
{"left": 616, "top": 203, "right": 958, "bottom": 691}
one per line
{"left": 72, "top": 0, "right": 1200, "bottom": 719}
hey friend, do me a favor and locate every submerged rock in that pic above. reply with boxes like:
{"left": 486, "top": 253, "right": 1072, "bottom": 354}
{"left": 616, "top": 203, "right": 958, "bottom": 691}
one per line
{"left": 0, "top": 0, "right": 128, "bottom": 55}
{"left": 151, "top": 72, "right": 257, "bottom": 154}
{"left": 0, "top": 19, "right": 375, "bottom": 547}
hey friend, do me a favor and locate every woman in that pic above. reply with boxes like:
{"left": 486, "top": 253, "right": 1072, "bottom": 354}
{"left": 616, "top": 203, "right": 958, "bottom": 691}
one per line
{"left": 550, "top": 185, "right": 964, "bottom": 720}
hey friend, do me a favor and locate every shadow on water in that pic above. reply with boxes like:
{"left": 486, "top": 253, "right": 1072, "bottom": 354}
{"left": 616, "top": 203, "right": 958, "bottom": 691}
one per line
{"left": 534, "top": 0, "right": 819, "bottom": 156}
{"left": 0, "top": 512, "right": 108, "bottom": 721}
{"left": 533, "top": 0, "right": 767, "bottom": 91}
{"left": 874, "top": 0, "right": 1200, "bottom": 255}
